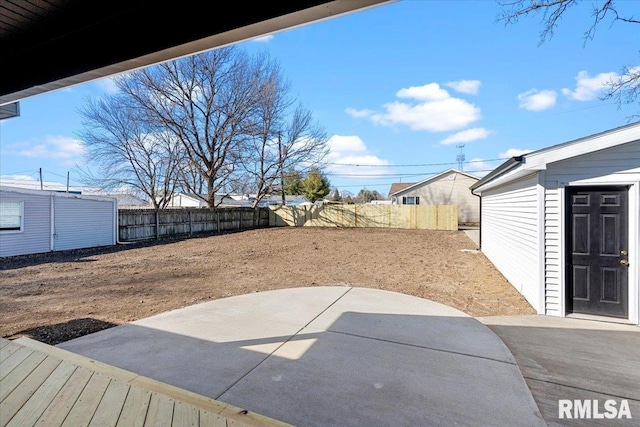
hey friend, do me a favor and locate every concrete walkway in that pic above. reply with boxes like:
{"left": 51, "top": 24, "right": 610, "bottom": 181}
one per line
{"left": 59, "top": 287, "right": 544, "bottom": 426}
{"left": 480, "top": 315, "right": 640, "bottom": 427}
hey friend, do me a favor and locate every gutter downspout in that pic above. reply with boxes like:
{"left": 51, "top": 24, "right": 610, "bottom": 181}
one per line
{"left": 114, "top": 198, "right": 135, "bottom": 245}
{"left": 50, "top": 193, "right": 55, "bottom": 251}
{"left": 470, "top": 188, "right": 481, "bottom": 250}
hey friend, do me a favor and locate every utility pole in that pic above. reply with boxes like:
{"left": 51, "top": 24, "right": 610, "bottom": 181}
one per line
{"left": 66, "top": 171, "right": 70, "bottom": 193}
{"left": 278, "top": 132, "right": 286, "bottom": 206}
{"left": 39, "top": 168, "right": 43, "bottom": 190}
{"left": 456, "top": 144, "right": 465, "bottom": 171}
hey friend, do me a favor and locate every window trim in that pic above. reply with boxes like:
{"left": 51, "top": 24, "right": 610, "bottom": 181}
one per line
{"left": 0, "top": 200, "right": 24, "bottom": 234}
{"left": 402, "top": 196, "right": 420, "bottom": 205}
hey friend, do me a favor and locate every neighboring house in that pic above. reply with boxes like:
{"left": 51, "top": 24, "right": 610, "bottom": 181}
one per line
{"left": 389, "top": 169, "right": 480, "bottom": 225}
{"left": 110, "top": 194, "right": 149, "bottom": 208}
{"left": 168, "top": 192, "right": 308, "bottom": 208}
{"left": 470, "top": 123, "right": 640, "bottom": 325}
{"left": 0, "top": 186, "right": 117, "bottom": 257}
{"left": 259, "top": 195, "right": 309, "bottom": 206}
{"left": 167, "top": 193, "right": 251, "bottom": 208}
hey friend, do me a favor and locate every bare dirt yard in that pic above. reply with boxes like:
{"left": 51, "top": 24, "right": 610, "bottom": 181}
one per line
{"left": 1, "top": 227, "right": 535, "bottom": 345}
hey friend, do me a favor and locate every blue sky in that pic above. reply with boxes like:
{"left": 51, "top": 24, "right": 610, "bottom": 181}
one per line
{"left": 1, "top": 0, "right": 638, "bottom": 196}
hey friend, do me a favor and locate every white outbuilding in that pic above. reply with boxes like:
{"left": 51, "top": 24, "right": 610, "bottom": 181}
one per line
{"left": 470, "top": 123, "right": 640, "bottom": 325}
{"left": 0, "top": 186, "right": 117, "bottom": 257}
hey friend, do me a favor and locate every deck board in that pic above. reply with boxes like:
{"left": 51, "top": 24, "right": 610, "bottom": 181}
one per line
{"left": 0, "top": 338, "right": 292, "bottom": 427}
{"left": 36, "top": 366, "right": 94, "bottom": 427}
{"left": 0, "top": 351, "right": 47, "bottom": 401}
{"left": 0, "top": 356, "right": 61, "bottom": 425}
{"left": 144, "top": 392, "right": 175, "bottom": 427}
{"left": 116, "top": 385, "right": 152, "bottom": 427}
{"left": 61, "top": 372, "right": 111, "bottom": 427}
{"left": 5, "top": 361, "right": 77, "bottom": 427}
{"left": 0, "top": 347, "right": 36, "bottom": 379}
{"left": 0, "top": 341, "right": 23, "bottom": 363}
{"left": 172, "top": 401, "right": 199, "bottom": 427}
{"left": 89, "top": 378, "right": 130, "bottom": 427}
{"left": 199, "top": 410, "right": 228, "bottom": 427}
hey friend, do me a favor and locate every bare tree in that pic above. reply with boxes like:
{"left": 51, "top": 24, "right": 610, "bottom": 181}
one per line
{"left": 117, "top": 47, "right": 262, "bottom": 207}
{"left": 237, "top": 53, "right": 329, "bottom": 207}
{"left": 497, "top": 0, "right": 640, "bottom": 112}
{"left": 78, "top": 95, "right": 181, "bottom": 209}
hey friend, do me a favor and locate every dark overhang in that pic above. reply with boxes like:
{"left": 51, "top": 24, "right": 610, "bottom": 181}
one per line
{"left": 0, "top": 0, "right": 393, "bottom": 106}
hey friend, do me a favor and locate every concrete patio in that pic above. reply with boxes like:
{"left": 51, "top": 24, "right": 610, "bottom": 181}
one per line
{"left": 480, "top": 315, "right": 639, "bottom": 427}
{"left": 58, "top": 287, "right": 544, "bottom": 426}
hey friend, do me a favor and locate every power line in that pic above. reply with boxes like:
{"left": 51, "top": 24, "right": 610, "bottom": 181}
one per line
{"left": 324, "top": 169, "right": 494, "bottom": 178}
{"left": 325, "top": 158, "right": 503, "bottom": 167}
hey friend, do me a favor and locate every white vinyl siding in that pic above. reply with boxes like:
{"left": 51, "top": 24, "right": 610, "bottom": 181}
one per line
{"left": 481, "top": 174, "right": 541, "bottom": 310}
{"left": 543, "top": 141, "right": 640, "bottom": 316}
{"left": 54, "top": 197, "right": 115, "bottom": 251}
{"left": 0, "top": 191, "right": 51, "bottom": 257}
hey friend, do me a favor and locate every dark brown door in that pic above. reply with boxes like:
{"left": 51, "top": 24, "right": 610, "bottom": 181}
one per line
{"left": 566, "top": 186, "right": 629, "bottom": 318}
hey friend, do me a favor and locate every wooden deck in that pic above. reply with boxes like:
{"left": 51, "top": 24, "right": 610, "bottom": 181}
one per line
{"left": 0, "top": 338, "right": 292, "bottom": 427}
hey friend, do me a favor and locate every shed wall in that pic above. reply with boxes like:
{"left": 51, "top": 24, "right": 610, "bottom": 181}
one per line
{"left": 54, "top": 197, "right": 115, "bottom": 251}
{"left": 0, "top": 190, "right": 51, "bottom": 257}
{"left": 543, "top": 141, "right": 640, "bottom": 316}
{"left": 481, "top": 173, "right": 541, "bottom": 310}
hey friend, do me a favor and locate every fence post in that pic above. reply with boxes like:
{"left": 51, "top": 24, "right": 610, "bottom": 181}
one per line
{"left": 216, "top": 210, "right": 220, "bottom": 233}
{"left": 188, "top": 209, "right": 193, "bottom": 237}
{"left": 155, "top": 209, "right": 160, "bottom": 240}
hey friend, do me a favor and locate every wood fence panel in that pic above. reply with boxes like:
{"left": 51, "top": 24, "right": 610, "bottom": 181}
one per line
{"left": 118, "top": 208, "right": 269, "bottom": 242}
{"left": 268, "top": 205, "right": 457, "bottom": 230}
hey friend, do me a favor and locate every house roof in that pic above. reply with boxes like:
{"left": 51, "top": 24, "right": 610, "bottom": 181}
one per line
{"left": 388, "top": 183, "right": 415, "bottom": 196}
{"left": 0, "top": 185, "right": 117, "bottom": 203}
{"left": 471, "top": 122, "right": 640, "bottom": 193}
{"left": 389, "top": 169, "right": 480, "bottom": 197}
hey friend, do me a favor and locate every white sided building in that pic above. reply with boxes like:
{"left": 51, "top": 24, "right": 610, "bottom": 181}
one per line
{"left": 0, "top": 186, "right": 117, "bottom": 257}
{"left": 470, "top": 123, "right": 640, "bottom": 325}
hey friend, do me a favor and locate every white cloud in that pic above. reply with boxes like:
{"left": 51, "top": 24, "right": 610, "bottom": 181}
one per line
{"left": 396, "top": 83, "right": 450, "bottom": 101}
{"left": 562, "top": 70, "right": 620, "bottom": 101}
{"left": 5, "top": 136, "right": 85, "bottom": 166}
{"left": 348, "top": 83, "right": 481, "bottom": 132}
{"left": 518, "top": 89, "right": 557, "bottom": 111}
{"left": 252, "top": 34, "right": 274, "bottom": 43}
{"left": 440, "top": 127, "right": 491, "bottom": 145}
{"left": 326, "top": 135, "right": 392, "bottom": 179}
{"left": 345, "top": 108, "right": 375, "bottom": 118}
{"left": 445, "top": 80, "right": 481, "bottom": 95}
{"left": 94, "top": 77, "right": 119, "bottom": 94}
{"left": 499, "top": 148, "right": 534, "bottom": 159}
{"left": 463, "top": 158, "right": 494, "bottom": 177}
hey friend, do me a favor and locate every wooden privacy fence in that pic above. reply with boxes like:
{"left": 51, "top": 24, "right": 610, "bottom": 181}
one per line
{"left": 119, "top": 207, "right": 270, "bottom": 242}
{"left": 269, "top": 204, "right": 458, "bottom": 231}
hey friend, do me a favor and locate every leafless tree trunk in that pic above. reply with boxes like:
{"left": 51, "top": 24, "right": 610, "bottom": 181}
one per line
{"left": 78, "top": 95, "right": 180, "bottom": 209}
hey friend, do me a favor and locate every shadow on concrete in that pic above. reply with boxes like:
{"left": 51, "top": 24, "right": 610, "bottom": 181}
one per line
{"left": 481, "top": 316, "right": 640, "bottom": 427}
{"left": 58, "top": 290, "right": 544, "bottom": 427}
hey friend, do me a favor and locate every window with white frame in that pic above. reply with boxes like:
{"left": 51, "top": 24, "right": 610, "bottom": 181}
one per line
{"left": 402, "top": 196, "right": 420, "bottom": 205}
{"left": 0, "top": 201, "right": 24, "bottom": 232}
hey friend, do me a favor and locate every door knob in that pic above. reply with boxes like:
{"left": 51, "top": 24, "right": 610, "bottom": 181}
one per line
{"left": 620, "top": 259, "right": 629, "bottom": 266}
{"left": 621, "top": 250, "right": 628, "bottom": 256}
